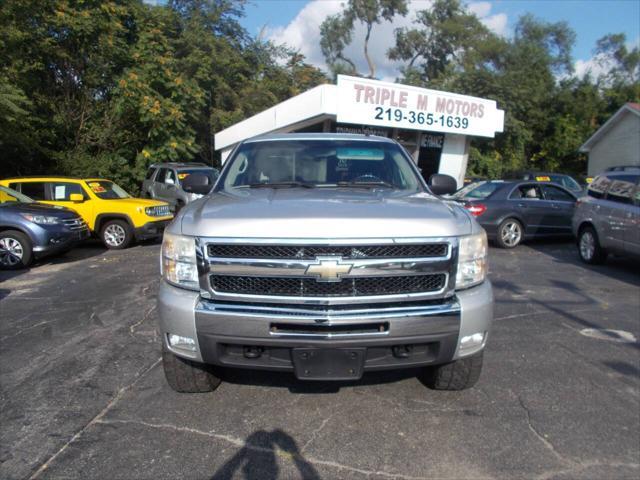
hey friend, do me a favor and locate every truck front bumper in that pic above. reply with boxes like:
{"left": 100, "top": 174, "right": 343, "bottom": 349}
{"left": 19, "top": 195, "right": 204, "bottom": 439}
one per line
{"left": 158, "top": 280, "right": 493, "bottom": 377}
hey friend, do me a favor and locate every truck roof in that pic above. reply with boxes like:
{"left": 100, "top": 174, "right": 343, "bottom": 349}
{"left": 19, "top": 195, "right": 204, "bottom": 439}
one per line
{"left": 243, "top": 132, "right": 396, "bottom": 144}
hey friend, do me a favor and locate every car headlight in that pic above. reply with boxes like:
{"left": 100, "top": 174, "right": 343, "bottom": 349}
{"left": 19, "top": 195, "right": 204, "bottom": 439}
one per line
{"left": 161, "top": 232, "right": 199, "bottom": 290}
{"left": 456, "top": 231, "right": 488, "bottom": 290}
{"left": 20, "top": 213, "right": 60, "bottom": 225}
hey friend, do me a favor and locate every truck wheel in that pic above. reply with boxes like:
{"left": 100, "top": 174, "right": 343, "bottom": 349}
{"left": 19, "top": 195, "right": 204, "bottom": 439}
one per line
{"left": 496, "top": 218, "right": 523, "bottom": 248}
{"left": 578, "top": 226, "right": 607, "bottom": 265}
{"left": 100, "top": 219, "right": 133, "bottom": 249}
{"left": 162, "top": 346, "right": 222, "bottom": 393}
{"left": 421, "top": 351, "right": 483, "bottom": 390}
{"left": 0, "top": 231, "right": 33, "bottom": 270}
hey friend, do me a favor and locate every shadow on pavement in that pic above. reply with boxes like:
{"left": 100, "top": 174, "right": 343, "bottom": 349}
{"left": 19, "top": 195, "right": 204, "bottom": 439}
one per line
{"left": 602, "top": 360, "right": 640, "bottom": 378}
{"left": 220, "top": 367, "right": 420, "bottom": 393}
{"left": 210, "top": 429, "right": 321, "bottom": 480}
{"left": 525, "top": 239, "right": 640, "bottom": 287}
{"left": 0, "top": 239, "right": 107, "bottom": 284}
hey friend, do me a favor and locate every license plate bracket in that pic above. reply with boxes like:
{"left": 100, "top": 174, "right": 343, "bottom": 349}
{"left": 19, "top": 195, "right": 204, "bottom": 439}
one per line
{"left": 292, "top": 348, "right": 366, "bottom": 381}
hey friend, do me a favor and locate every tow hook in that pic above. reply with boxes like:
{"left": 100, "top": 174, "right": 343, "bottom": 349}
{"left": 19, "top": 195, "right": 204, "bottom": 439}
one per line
{"left": 392, "top": 345, "right": 413, "bottom": 359}
{"left": 243, "top": 346, "right": 263, "bottom": 359}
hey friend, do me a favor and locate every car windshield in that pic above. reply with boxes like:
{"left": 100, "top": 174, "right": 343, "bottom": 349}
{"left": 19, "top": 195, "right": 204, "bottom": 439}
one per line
{"left": 0, "top": 185, "right": 34, "bottom": 204}
{"left": 178, "top": 169, "right": 219, "bottom": 185}
{"left": 455, "top": 181, "right": 502, "bottom": 199}
{"left": 534, "top": 174, "right": 581, "bottom": 192}
{"left": 85, "top": 180, "right": 130, "bottom": 199}
{"left": 219, "top": 140, "right": 422, "bottom": 192}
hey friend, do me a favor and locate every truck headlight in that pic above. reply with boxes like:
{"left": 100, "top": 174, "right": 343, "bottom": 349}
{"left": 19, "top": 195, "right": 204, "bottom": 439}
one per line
{"left": 161, "top": 233, "right": 199, "bottom": 290}
{"left": 20, "top": 213, "right": 60, "bottom": 225}
{"left": 456, "top": 231, "right": 488, "bottom": 289}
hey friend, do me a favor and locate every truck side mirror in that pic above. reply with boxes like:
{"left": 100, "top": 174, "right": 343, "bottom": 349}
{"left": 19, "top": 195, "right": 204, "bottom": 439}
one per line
{"left": 428, "top": 174, "right": 458, "bottom": 196}
{"left": 182, "top": 173, "right": 212, "bottom": 195}
{"left": 69, "top": 193, "right": 84, "bottom": 203}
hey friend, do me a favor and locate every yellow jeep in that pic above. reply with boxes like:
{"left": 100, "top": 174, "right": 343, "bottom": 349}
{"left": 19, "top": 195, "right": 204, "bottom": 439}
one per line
{"left": 0, "top": 177, "right": 173, "bottom": 249}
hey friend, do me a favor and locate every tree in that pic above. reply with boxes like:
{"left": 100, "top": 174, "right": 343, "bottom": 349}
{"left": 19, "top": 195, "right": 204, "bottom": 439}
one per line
{"left": 320, "top": 14, "right": 357, "bottom": 75}
{"left": 0, "top": 0, "right": 326, "bottom": 191}
{"left": 388, "top": 0, "right": 494, "bottom": 86}
{"left": 320, "top": 0, "right": 408, "bottom": 78}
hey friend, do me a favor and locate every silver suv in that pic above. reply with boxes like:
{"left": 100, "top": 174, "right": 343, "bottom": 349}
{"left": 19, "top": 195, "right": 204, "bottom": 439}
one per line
{"left": 157, "top": 134, "right": 493, "bottom": 393}
{"left": 573, "top": 169, "right": 640, "bottom": 264}
{"left": 142, "top": 162, "right": 219, "bottom": 212}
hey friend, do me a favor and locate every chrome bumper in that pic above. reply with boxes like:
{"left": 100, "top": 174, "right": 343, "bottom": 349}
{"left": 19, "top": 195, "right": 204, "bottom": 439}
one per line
{"left": 158, "top": 280, "right": 493, "bottom": 369}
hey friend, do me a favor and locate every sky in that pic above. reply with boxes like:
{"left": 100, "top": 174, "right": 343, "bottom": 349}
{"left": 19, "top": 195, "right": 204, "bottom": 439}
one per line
{"left": 240, "top": 0, "right": 640, "bottom": 81}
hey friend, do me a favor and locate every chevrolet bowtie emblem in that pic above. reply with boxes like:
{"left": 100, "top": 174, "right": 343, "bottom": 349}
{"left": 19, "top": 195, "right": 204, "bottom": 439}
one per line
{"left": 305, "top": 257, "right": 353, "bottom": 282}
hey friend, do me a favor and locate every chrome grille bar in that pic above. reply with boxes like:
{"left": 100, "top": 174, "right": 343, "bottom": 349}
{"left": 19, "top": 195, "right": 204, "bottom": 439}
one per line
{"left": 197, "top": 237, "right": 458, "bottom": 305}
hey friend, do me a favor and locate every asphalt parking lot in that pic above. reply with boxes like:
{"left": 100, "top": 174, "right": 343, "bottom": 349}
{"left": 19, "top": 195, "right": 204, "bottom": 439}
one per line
{"left": 1, "top": 239, "right": 639, "bottom": 480}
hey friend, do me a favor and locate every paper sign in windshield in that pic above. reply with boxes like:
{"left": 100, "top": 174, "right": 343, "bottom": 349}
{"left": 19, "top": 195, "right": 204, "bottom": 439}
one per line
{"left": 88, "top": 182, "right": 106, "bottom": 193}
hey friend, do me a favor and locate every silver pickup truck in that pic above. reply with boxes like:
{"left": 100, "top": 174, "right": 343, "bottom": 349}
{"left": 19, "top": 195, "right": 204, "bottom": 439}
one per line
{"left": 157, "top": 133, "right": 493, "bottom": 393}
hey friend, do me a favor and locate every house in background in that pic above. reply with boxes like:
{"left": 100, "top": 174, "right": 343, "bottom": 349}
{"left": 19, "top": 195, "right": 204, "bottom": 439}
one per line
{"left": 579, "top": 102, "right": 640, "bottom": 176}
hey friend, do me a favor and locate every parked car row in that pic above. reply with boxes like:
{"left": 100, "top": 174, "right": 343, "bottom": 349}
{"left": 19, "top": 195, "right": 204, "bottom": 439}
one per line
{"left": 451, "top": 168, "right": 640, "bottom": 264}
{"left": 0, "top": 162, "right": 222, "bottom": 270}
{"left": 0, "top": 177, "right": 174, "bottom": 269}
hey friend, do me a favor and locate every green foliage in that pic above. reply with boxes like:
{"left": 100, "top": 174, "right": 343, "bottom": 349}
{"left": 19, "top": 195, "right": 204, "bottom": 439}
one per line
{"left": 0, "top": 0, "right": 327, "bottom": 192}
{"left": 388, "top": 0, "right": 493, "bottom": 86}
{"left": 320, "top": 0, "right": 408, "bottom": 78}
{"left": 0, "top": 0, "right": 636, "bottom": 188}
{"left": 390, "top": 5, "right": 637, "bottom": 177}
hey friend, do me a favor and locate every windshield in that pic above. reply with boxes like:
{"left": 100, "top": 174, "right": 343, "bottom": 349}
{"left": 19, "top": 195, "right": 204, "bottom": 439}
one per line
{"left": 219, "top": 140, "right": 422, "bottom": 192}
{"left": 178, "top": 169, "right": 219, "bottom": 185}
{"left": 454, "top": 181, "right": 502, "bottom": 199}
{"left": 532, "top": 174, "right": 581, "bottom": 192}
{"left": 85, "top": 180, "right": 130, "bottom": 199}
{"left": 0, "top": 185, "right": 34, "bottom": 204}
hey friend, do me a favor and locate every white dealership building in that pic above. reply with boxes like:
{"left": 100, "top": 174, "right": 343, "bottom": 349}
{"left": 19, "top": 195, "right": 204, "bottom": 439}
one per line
{"left": 214, "top": 76, "right": 505, "bottom": 187}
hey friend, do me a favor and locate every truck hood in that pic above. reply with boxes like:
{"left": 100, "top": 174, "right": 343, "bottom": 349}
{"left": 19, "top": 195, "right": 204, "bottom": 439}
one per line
{"left": 179, "top": 188, "right": 473, "bottom": 239}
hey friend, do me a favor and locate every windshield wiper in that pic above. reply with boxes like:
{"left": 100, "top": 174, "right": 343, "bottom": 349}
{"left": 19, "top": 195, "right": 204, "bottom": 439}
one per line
{"left": 334, "top": 181, "right": 395, "bottom": 189}
{"left": 242, "top": 181, "right": 316, "bottom": 189}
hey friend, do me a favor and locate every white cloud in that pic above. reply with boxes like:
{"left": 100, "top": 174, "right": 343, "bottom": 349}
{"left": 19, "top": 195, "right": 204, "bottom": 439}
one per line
{"left": 481, "top": 12, "right": 508, "bottom": 36}
{"left": 574, "top": 56, "right": 611, "bottom": 79}
{"left": 468, "top": 2, "right": 491, "bottom": 18}
{"left": 268, "top": 0, "right": 508, "bottom": 79}
{"left": 469, "top": 2, "right": 508, "bottom": 36}
{"left": 267, "top": 0, "right": 344, "bottom": 69}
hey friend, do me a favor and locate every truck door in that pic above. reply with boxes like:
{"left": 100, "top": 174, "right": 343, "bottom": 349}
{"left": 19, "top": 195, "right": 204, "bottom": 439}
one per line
{"left": 508, "top": 184, "right": 547, "bottom": 235}
{"left": 540, "top": 184, "right": 577, "bottom": 235}
{"left": 605, "top": 175, "right": 640, "bottom": 256}
{"left": 629, "top": 184, "right": 640, "bottom": 256}
{"left": 153, "top": 168, "right": 169, "bottom": 201}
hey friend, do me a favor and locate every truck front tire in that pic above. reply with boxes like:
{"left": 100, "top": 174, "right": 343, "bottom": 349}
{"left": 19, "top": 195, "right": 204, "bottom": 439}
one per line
{"left": 162, "top": 346, "right": 222, "bottom": 393}
{"left": 421, "top": 351, "right": 483, "bottom": 390}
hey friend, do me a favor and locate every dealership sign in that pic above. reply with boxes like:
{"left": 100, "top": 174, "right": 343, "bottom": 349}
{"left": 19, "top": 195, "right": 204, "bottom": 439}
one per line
{"left": 336, "top": 75, "right": 504, "bottom": 138}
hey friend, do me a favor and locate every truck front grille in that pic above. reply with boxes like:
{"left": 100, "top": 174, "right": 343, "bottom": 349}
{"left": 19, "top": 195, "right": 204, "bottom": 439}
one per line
{"left": 207, "top": 243, "right": 448, "bottom": 259}
{"left": 211, "top": 274, "right": 446, "bottom": 297}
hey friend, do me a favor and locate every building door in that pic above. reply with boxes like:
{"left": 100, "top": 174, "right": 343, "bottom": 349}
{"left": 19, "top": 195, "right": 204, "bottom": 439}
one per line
{"left": 417, "top": 133, "right": 444, "bottom": 181}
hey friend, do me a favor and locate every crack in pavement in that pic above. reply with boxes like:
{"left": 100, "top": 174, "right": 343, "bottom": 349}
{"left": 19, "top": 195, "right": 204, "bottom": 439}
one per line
{"left": 300, "top": 412, "right": 336, "bottom": 453}
{"left": 27, "top": 357, "right": 162, "bottom": 480}
{"left": 517, "top": 395, "right": 571, "bottom": 466}
{"left": 129, "top": 305, "right": 156, "bottom": 334}
{"left": 92, "top": 418, "right": 470, "bottom": 480}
